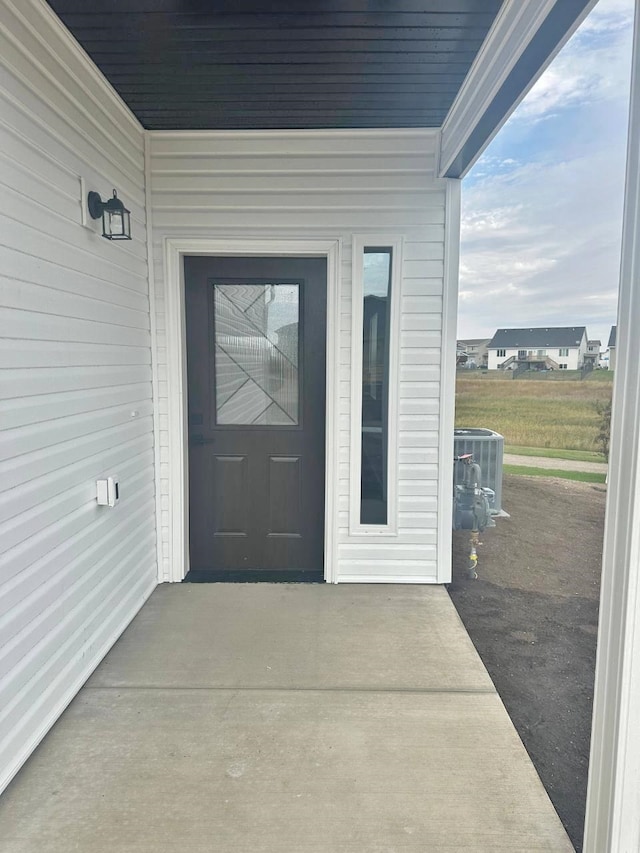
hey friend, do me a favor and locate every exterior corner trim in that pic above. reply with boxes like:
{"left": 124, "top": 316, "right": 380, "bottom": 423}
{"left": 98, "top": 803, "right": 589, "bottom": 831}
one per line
{"left": 583, "top": 5, "right": 640, "bottom": 848}
{"left": 437, "top": 179, "right": 461, "bottom": 583}
{"left": 144, "top": 132, "right": 164, "bottom": 583}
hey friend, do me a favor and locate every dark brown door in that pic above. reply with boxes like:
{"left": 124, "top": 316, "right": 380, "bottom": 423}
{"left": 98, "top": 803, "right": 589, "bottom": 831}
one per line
{"left": 184, "top": 256, "right": 326, "bottom": 580}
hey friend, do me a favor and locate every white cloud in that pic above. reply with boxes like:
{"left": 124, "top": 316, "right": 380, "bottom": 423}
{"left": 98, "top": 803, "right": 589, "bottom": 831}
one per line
{"left": 516, "top": 65, "right": 595, "bottom": 121}
{"left": 509, "top": 0, "right": 632, "bottom": 124}
{"left": 458, "top": 0, "right": 633, "bottom": 347}
{"left": 461, "top": 206, "right": 524, "bottom": 237}
{"left": 581, "top": 0, "right": 634, "bottom": 33}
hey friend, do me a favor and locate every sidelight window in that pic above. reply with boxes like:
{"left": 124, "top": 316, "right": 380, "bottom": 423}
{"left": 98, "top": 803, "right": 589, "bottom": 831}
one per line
{"left": 350, "top": 235, "right": 402, "bottom": 534}
{"left": 360, "top": 249, "right": 392, "bottom": 525}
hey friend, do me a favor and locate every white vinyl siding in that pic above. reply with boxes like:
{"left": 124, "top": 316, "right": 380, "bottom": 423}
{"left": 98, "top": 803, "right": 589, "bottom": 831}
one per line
{"left": 577, "top": 330, "right": 589, "bottom": 367}
{"left": 488, "top": 346, "right": 582, "bottom": 371}
{"left": 149, "top": 129, "right": 445, "bottom": 583}
{"left": 0, "top": 0, "right": 156, "bottom": 793}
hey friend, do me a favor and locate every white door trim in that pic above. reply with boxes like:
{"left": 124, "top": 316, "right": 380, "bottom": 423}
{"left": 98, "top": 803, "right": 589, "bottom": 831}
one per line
{"left": 163, "top": 237, "right": 342, "bottom": 583}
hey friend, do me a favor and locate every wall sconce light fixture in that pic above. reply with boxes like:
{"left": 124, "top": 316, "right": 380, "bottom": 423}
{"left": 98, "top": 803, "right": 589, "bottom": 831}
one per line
{"left": 87, "top": 189, "right": 131, "bottom": 241}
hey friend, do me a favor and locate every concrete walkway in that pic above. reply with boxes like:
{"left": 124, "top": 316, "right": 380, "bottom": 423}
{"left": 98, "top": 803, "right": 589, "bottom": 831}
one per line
{"left": 0, "top": 585, "right": 573, "bottom": 852}
{"left": 504, "top": 453, "right": 607, "bottom": 474}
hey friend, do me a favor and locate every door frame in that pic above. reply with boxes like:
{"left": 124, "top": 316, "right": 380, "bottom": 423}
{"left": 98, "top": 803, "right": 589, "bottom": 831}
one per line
{"left": 163, "top": 238, "right": 342, "bottom": 583}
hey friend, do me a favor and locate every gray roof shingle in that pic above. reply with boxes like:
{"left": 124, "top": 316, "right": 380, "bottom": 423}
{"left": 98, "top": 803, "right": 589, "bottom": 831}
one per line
{"left": 488, "top": 327, "right": 587, "bottom": 349}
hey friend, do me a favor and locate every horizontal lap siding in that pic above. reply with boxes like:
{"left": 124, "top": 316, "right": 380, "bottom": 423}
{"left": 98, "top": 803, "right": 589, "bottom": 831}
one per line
{"left": 0, "top": 0, "right": 155, "bottom": 792}
{"left": 150, "top": 129, "right": 444, "bottom": 583}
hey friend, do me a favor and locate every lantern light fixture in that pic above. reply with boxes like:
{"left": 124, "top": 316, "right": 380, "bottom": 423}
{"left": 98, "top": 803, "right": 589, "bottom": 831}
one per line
{"left": 87, "top": 189, "right": 131, "bottom": 241}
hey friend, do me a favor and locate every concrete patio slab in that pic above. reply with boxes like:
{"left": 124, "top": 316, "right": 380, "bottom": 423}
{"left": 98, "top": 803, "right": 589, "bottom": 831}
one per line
{"left": 0, "top": 584, "right": 573, "bottom": 852}
{"left": 88, "top": 583, "right": 494, "bottom": 691}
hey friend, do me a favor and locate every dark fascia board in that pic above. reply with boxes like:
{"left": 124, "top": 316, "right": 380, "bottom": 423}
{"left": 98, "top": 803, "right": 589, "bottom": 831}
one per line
{"left": 440, "top": 0, "right": 598, "bottom": 179}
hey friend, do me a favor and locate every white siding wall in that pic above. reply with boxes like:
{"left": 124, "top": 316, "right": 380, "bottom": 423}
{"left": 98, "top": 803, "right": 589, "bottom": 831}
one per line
{"left": 577, "top": 331, "right": 588, "bottom": 367}
{"left": 0, "top": 0, "right": 156, "bottom": 791}
{"left": 150, "top": 129, "right": 446, "bottom": 582}
{"left": 565, "top": 347, "right": 583, "bottom": 370}
{"left": 488, "top": 346, "right": 582, "bottom": 370}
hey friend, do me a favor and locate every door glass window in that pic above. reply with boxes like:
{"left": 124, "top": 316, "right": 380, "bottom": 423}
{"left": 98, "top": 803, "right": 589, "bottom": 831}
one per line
{"left": 214, "top": 283, "right": 299, "bottom": 425}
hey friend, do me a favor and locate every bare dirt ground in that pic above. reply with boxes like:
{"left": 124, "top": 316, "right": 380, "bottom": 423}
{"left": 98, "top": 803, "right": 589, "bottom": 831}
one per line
{"left": 449, "top": 473, "right": 606, "bottom": 852}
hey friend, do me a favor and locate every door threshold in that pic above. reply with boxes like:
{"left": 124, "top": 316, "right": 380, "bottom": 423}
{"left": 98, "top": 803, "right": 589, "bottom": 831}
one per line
{"left": 183, "top": 569, "right": 325, "bottom": 583}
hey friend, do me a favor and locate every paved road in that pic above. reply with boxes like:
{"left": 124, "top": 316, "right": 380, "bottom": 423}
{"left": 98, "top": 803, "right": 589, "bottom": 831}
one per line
{"left": 504, "top": 453, "right": 608, "bottom": 474}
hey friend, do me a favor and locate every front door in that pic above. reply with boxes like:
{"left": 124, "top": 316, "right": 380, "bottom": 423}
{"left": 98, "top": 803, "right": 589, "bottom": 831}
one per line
{"left": 184, "top": 256, "right": 326, "bottom": 580}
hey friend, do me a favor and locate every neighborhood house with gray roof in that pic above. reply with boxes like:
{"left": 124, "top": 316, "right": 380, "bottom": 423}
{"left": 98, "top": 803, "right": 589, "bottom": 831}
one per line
{"left": 487, "top": 327, "right": 589, "bottom": 371}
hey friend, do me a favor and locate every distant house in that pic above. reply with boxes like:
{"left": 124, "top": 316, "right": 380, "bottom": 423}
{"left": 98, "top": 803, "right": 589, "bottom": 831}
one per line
{"left": 584, "top": 339, "right": 602, "bottom": 369}
{"left": 608, "top": 326, "right": 617, "bottom": 371}
{"left": 457, "top": 338, "right": 491, "bottom": 368}
{"left": 487, "top": 327, "right": 588, "bottom": 371}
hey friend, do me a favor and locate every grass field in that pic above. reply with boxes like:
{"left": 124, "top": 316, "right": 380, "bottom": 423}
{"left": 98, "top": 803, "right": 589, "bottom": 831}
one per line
{"left": 503, "top": 464, "right": 607, "bottom": 484}
{"left": 459, "top": 369, "right": 613, "bottom": 382}
{"left": 455, "top": 373, "right": 613, "bottom": 452}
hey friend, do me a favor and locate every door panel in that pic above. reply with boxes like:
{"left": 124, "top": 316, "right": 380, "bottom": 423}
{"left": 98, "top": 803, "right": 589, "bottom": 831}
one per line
{"left": 212, "top": 455, "right": 248, "bottom": 535}
{"left": 268, "top": 456, "right": 302, "bottom": 536}
{"left": 185, "top": 256, "right": 326, "bottom": 577}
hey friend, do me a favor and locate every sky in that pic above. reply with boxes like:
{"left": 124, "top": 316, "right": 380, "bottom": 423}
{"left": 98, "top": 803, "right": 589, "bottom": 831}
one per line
{"left": 458, "top": 0, "right": 635, "bottom": 348}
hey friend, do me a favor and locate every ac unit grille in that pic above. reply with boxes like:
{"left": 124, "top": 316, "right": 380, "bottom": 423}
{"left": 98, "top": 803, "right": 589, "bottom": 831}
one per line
{"left": 454, "top": 428, "right": 504, "bottom": 513}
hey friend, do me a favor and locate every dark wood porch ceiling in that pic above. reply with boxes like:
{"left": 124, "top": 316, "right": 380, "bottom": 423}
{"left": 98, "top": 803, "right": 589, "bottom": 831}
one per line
{"left": 45, "top": 1, "right": 504, "bottom": 130}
